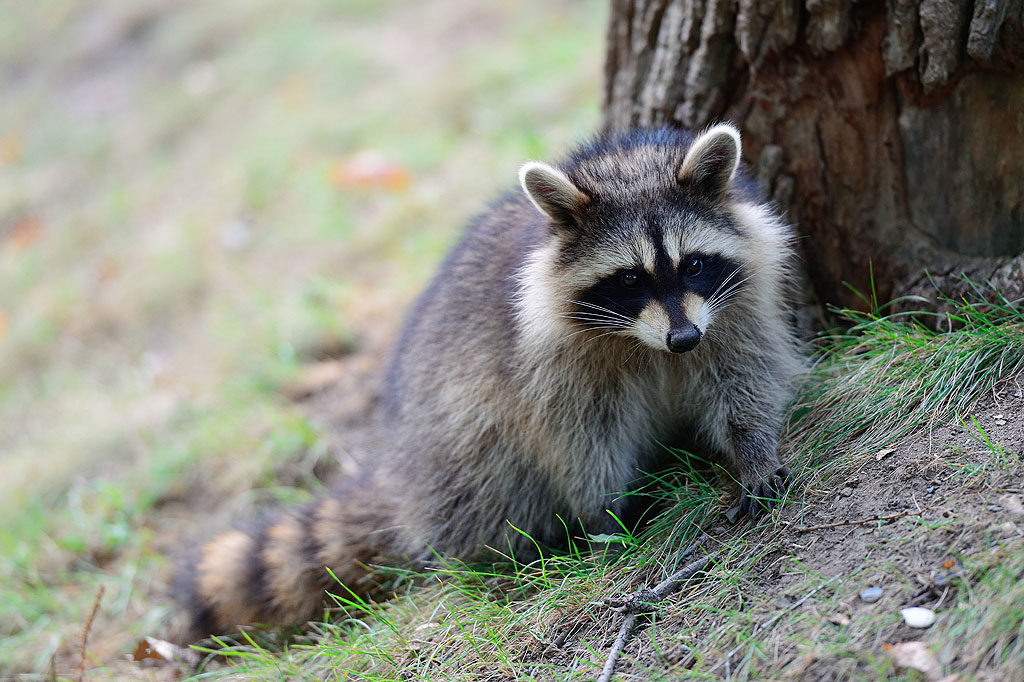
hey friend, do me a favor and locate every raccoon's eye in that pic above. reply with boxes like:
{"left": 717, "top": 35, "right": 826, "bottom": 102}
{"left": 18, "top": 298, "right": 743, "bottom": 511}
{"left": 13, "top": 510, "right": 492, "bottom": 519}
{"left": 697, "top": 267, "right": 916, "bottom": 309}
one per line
{"left": 685, "top": 257, "right": 704, "bottom": 277}
{"left": 620, "top": 271, "right": 640, "bottom": 288}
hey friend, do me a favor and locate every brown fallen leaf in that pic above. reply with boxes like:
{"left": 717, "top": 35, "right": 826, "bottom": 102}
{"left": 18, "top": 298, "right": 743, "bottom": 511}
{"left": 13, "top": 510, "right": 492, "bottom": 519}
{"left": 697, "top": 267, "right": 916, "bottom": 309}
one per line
{"left": 882, "top": 641, "right": 944, "bottom": 681}
{"left": 131, "top": 637, "right": 201, "bottom": 667}
{"left": 875, "top": 447, "right": 896, "bottom": 461}
{"left": 7, "top": 215, "right": 43, "bottom": 250}
{"left": 329, "top": 150, "right": 410, "bottom": 191}
{"left": 131, "top": 638, "right": 164, "bottom": 662}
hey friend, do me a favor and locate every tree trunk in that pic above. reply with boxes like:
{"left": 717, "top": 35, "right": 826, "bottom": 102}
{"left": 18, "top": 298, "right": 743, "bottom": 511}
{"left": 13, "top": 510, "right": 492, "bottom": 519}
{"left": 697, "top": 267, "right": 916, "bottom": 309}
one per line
{"left": 603, "top": 0, "right": 1024, "bottom": 314}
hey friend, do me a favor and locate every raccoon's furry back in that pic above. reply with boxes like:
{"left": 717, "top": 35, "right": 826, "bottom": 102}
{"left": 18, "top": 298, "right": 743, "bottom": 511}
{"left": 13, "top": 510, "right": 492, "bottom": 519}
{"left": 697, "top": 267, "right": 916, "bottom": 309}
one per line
{"left": 174, "top": 124, "right": 805, "bottom": 639}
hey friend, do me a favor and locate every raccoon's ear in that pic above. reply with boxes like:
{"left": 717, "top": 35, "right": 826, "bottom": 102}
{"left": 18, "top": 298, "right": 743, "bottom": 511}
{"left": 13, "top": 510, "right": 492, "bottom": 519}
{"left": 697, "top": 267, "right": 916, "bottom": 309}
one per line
{"left": 677, "top": 123, "right": 742, "bottom": 198}
{"left": 519, "top": 161, "right": 590, "bottom": 228}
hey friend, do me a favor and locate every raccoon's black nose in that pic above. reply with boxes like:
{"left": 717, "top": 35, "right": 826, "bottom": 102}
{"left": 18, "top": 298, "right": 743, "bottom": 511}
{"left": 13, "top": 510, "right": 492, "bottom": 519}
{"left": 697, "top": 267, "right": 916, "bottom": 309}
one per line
{"left": 667, "top": 325, "right": 701, "bottom": 353}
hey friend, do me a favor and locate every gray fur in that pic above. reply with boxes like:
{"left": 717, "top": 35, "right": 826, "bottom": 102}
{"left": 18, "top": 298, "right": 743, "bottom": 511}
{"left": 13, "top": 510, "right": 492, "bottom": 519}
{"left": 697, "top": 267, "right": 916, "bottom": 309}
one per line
{"left": 379, "top": 122, "right": 803, "bottom": 559}
{"left": 177, "top": 123, "right": 805, "bottom": 636}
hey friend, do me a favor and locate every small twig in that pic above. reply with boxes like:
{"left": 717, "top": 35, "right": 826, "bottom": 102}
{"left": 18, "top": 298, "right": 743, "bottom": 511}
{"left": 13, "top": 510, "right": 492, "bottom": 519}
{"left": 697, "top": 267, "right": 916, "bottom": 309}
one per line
{"left": 597, "top": 613, "right": 638, "bottom": 682}
{"left": 796, "top": 510, "right": 921, "bottom": 533}
{"left": 603, "top": 534, "right": 711, "bottom": 612}
{"left": 708, "top": 574, "right": 841, "bottom": 675}
{"left": 77, "top": 585, "right": 105, "bottom": 682}
{"left": 648, "top": 542, "right": 715, "bottom": 602}
{"left": 597, "top": 535, "right": 716, "bottom": 682}
{"left": 543, "top": 620, "right": 583, "bottom": 656}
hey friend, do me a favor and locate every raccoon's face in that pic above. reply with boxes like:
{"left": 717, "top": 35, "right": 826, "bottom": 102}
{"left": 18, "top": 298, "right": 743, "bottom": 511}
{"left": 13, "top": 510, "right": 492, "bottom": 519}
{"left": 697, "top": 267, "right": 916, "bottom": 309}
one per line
{"left": 568, "top": 240, "right": 742, "bottom": 353}
{"left": 520, "top": 124, "right": 752, "bottom": 355}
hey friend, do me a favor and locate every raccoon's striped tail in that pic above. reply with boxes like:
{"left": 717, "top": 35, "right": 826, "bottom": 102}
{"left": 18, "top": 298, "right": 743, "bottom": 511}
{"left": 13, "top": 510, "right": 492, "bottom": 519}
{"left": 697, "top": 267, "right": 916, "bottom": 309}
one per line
{"left": 172, "top": 475, "right": 400, "bottom": 640}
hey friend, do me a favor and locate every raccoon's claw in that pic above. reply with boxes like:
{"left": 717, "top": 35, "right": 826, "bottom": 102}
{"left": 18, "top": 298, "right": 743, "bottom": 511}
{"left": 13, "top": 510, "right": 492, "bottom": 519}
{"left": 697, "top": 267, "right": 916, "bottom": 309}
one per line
{"left": 732, "top": 465, "right": 791, "bottom": 520}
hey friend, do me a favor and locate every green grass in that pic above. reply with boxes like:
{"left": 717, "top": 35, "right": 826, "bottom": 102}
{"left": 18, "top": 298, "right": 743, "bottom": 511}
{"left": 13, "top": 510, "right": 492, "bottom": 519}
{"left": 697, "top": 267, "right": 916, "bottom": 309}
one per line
{"left": 785, "top": 289, "right": 1024, "bottom": 488}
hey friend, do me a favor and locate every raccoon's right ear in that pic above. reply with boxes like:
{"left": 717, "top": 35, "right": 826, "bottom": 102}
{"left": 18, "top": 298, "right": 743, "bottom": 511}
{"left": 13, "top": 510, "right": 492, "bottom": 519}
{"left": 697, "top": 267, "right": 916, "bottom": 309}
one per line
{"left": 519, "top": 161, "right": 590, "bottom": 229}
{"left": 677, "top": 123, "right": 742, "bottom": 199}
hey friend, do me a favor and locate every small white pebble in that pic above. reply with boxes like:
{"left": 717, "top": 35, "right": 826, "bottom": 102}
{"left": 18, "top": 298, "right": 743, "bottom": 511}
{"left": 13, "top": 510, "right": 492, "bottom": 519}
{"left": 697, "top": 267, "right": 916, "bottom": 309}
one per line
{"left": 859, "top": 586, "right": 883, "bottom": 603}
{"left": 901, "top": 607, "right": 935, "bottom": 628}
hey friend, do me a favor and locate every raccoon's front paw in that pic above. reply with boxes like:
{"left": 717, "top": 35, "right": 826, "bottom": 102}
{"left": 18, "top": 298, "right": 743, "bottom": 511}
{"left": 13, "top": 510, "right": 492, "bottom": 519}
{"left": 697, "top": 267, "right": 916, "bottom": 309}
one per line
{"left": 733, "top": 465, "right": 791, "bottom": 519}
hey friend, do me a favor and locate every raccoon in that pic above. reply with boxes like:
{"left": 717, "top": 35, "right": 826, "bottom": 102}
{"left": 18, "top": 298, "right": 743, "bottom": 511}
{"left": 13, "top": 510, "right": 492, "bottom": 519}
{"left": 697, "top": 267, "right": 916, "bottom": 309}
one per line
{"left": 174, "top": 123, "right": 804, "bottom": 639}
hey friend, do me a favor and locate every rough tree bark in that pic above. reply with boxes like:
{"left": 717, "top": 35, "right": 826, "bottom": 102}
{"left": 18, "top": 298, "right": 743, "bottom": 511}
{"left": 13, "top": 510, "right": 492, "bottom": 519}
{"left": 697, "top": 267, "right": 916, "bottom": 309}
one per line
{"left": 603, "top": 0, "right": 1024, "bottom": 314}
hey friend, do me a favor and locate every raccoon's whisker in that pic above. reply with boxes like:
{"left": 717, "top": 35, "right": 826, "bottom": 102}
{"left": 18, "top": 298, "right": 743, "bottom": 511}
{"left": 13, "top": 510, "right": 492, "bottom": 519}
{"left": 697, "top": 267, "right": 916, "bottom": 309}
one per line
{"left": 633, "top": 343, "right": 656, "bottom": 376}
{"left": 594, "top": 299, "right": 637, "bottom": 322}
{"left": 562, "top": 316, "right": 630, "bottom": 331}
{"left": 641, "top": 352, "right": 655, "bottom": 376}
{"left": 569, "top": 300, "right": 634, "bottom": 323}
{"left": 569, "top": 314, "right": 634, "bottom": 329}
{"left": 707, "top": 291, "right": 744, "bottom": 317}
{"left": 709, "top": 268, "right": 741, "bottom": 294}
{"left": 706, "top": 289, "right": 741, "bottom": 314}
{"left": 706, "top": 275, "right": 752, "bottom": 313}
{"left": 569, "top": 324, "right": 624, "bottom": 334}
{"left": 704, "top": 273, "right": 747, "bottom": 314}
{"left": 563, "top": 321, "right": 624, "bottom": 333}
{"left": 621, "top": 339, "right": 649, "bottom": 367}
{"left": 562, "top": 325, "right": 625, "bottom": 343}
{"left": 561, "top": 312, "right": 629, "bottom": 325}
{"left": 579, "top": 328, "right": 630, "bottom": 345}
{"left": 707, "top": 271, "right": 749, "bottom": 304}
{"left": 570, "top": 299, "right": 627, "bottom": 314}
{"left": 633, "top": 317, "right": 660, "bottom": 334}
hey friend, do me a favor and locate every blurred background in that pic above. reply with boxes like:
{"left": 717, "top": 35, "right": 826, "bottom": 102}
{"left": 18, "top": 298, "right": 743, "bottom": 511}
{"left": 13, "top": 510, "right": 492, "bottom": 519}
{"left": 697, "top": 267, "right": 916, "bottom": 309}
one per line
{"left": 0, "top": 0, "right": 604, "bottom": 673}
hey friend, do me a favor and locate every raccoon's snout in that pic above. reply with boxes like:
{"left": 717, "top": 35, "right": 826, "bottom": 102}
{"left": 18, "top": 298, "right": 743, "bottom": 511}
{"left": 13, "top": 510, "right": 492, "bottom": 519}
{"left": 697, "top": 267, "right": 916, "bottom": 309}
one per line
{"left": 666, "top": 324, "right": 701, "bottom": 353}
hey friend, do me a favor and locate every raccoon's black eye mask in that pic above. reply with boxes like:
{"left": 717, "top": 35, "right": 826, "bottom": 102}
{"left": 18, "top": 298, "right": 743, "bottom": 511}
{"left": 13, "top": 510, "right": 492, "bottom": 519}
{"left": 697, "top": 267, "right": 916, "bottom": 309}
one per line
{"left": 576, "top": 269, "right": 653, "bottom": 322}
{"left": 573, "top": 251, "right": 743, "bottom": 323}
{"left": 683, "top": 254, "right": 742, "bottom": 300}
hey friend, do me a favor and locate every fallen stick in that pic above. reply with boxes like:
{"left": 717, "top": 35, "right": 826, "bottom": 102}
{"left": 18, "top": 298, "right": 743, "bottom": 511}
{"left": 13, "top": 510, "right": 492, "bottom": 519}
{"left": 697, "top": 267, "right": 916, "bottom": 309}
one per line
{"left": 796, "top": 510, "right": 921, "bottom": 533}
{"left": 597, "top": 534, "right": 715, "bottom": 682}
{"left": 76, "top": 585, "right": 105, "bottom": 682}
{"left": 597, "top": 613, "right": 638, "bottom": 682}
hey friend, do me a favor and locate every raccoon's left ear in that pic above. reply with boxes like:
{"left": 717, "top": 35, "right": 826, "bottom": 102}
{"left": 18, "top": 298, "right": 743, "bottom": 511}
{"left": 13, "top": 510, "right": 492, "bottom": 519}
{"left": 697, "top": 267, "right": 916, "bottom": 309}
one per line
{"left": 519, "top": 161, "right": 590, "bottom": 229}
{"left": 677, "top": 123, "right": 742, "bottom": 198}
